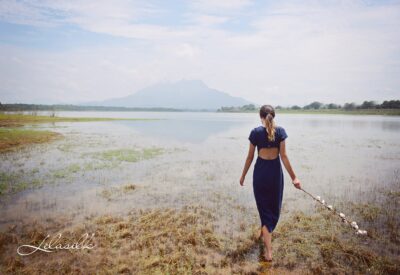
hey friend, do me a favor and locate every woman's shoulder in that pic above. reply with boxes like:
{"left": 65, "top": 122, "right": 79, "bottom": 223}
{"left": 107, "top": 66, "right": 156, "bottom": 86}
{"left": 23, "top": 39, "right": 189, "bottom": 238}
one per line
{"left": 251, "top": 125, "right": 264, "bottom": 132}
{"left": 275, "top": 125, "right": 288, "bottom": 139}
{"left": 275, "top": 125, "right": 286, "bottom": 132}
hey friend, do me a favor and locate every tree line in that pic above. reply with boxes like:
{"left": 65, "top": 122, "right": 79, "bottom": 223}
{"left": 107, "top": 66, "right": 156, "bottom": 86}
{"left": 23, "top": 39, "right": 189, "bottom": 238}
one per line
{"left": 217, "top": 100, "right": 400, "bottom": 112}
{"left": 279, "top": 100, "right": 400, "bottom": 110}
{"left": 0, "top": 103, "right": 185, "bottom": 112}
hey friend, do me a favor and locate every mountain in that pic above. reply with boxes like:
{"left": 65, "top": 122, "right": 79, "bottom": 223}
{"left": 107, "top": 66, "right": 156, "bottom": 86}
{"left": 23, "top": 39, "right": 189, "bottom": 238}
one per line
{"left": 84, "top": 79, "right": 253, "bottom": 110}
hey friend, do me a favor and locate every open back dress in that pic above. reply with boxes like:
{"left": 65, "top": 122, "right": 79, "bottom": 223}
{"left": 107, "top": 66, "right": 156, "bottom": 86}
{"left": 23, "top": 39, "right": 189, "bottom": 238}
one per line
{"left": 248, "top": 125, "right": 288, "bottom": 233}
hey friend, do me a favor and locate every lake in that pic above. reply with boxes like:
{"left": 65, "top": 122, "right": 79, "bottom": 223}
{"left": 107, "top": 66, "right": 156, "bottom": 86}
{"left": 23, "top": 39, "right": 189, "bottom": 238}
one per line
{"left": 1, "top": 111, "right": 399, "bottom": 232}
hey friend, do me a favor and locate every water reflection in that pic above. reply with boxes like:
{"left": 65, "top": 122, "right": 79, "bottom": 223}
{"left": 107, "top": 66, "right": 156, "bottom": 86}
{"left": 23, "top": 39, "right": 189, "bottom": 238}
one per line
{"left": 113, "top": 119, "right": 249, "bottom": 143}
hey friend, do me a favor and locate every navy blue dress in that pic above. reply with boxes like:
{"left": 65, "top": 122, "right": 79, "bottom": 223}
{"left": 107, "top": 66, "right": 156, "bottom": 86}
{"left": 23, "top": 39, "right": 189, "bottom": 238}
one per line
{"left": 248, "top": 125, "right": 288, "bottom": 233}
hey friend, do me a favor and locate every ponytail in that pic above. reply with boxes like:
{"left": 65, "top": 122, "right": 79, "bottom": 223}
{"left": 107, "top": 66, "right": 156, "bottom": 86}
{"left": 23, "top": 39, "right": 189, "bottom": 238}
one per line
{"left": 259, "top": 105, "right": 276, "bottom": 142}
{"left": 266, "top": 113, "right": 276, "bottom": 141}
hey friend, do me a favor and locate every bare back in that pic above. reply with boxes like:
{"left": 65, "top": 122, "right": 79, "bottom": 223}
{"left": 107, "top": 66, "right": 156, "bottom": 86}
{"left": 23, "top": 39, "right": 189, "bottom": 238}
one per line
{"left": 258, "top": 147, "right": 279, "bottom": 160}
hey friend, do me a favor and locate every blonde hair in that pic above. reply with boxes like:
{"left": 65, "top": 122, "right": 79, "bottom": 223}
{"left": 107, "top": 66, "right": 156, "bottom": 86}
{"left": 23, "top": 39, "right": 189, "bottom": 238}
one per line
{"left": 259, "top": 105, "right": 276, "bottom": 142}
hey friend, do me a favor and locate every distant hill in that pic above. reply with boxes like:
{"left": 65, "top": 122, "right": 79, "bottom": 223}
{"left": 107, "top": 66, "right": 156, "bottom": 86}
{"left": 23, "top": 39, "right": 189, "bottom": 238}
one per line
{"left": 83, "top": 79, "right": 253, "bottom": 110}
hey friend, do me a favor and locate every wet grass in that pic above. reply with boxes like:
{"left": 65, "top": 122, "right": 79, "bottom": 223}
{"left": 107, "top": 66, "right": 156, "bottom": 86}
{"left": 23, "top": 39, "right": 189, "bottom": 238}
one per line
{"left": 91, "top": 147, "right": 165, "bottom": 163}
{"left": 0, "top": 171, "right": 43, "bottom": 195}
{"left": 267, "top": 178, "right": 400, "bottom": 274}
{"left": 270, "top": 208, "right": 399, "bottom": 274}
{"left": 0, "top": 194, "right": 399, "bottom": 274}
{"left": 0, "top": 113, "right": 158, "bottom": 127}
{"left": 340, "top": 185, "right": 400, "bottom": 253}
{"left": 99, "top": 183, "right": 137, "bottom": 201}
{"left": 52, "top": 163, "right": 82, "bottom": 179}
{"left": 83, "top": 161, "right": 119, "bottom": 171}
{"left": 1, "top": 145, "right": 167, "bottom": 196}
{"left": 1, "top": 160, "right": 123, "bottom": 196}
{"left": 0, "top": 205, "right": 241, "bottom": 274}
{"left": 51, "top": 161, "right": 123, "bottom": 180}
{"left": 345, "top": 201, "right": 381, "bottom": 222}
{"left": 0, "top": 128, "right": 62, "bottom": 152}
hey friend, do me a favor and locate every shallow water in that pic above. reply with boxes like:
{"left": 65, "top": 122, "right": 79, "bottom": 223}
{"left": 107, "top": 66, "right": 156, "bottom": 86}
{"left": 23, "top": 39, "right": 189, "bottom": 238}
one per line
{"left": 1, "top": 111, "right": 400, "bottom": 232}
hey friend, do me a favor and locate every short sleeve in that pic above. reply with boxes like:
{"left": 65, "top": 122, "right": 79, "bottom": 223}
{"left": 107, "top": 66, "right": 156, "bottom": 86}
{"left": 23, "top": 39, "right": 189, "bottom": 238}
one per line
{"left": 248, "top": 128, "right": 257, "bottom": 146}
{"left": 280, "top": 127, "right": 288, "bottom": 142}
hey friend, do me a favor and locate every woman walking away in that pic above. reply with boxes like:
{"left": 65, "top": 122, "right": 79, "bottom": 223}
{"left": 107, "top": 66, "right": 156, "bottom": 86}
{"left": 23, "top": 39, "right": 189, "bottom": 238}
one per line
{"left": 239, "top": 104, "right": 301, "bottom": 262}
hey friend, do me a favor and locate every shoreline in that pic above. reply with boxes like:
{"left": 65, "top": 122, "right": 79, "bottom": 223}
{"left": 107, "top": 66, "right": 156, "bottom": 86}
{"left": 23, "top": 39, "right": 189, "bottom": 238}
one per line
{"left": 0, "top": 113, "right": 159, "bottom": 152}
{"left": 0, "top": 113, "right": 160, "bottom": 128}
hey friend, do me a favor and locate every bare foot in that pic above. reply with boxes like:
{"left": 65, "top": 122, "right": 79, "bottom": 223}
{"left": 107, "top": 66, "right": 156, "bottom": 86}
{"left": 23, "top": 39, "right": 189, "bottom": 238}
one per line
{"left": 263, "top": 251, "right": 272, "bottom": 262}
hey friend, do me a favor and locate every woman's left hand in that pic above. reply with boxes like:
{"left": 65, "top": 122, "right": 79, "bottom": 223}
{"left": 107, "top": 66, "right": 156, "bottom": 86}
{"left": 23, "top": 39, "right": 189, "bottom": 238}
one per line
{"left": 292, "top": 178, "right": 301, "bottom": 189}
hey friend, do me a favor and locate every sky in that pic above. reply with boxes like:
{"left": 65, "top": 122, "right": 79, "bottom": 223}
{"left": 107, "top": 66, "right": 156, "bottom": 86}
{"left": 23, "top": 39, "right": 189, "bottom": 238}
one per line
{"left": 0, "top": 0, "right": 399, "bottom": 107}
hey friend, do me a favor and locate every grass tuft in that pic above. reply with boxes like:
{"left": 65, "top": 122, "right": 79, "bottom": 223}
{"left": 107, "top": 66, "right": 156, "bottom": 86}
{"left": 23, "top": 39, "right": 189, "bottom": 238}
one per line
{"left": 0, "top": 128, "right": 62, "bottom": 152}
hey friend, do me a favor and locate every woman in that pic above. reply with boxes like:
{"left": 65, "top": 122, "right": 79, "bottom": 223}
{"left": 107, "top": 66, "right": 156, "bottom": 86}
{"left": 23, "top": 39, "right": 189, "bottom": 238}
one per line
{"left": 240, "top": 104, "right": 301, "bottom": 262}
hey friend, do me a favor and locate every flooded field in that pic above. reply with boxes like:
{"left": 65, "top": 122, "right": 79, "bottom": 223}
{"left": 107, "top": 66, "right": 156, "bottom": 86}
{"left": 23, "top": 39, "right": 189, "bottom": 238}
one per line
{"left": 1, "top": 111, "right": 399, "bottom": 274}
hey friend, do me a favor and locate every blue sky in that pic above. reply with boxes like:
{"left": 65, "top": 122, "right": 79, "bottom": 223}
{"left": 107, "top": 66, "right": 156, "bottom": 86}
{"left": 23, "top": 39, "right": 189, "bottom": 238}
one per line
{"left": 0, "top": 0, "right": 399, "bottom": 106}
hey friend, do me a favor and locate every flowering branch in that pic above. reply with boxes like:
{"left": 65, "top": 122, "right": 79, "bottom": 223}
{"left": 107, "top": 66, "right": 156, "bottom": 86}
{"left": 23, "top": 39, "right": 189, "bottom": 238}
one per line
{"left": 297, "top": 186, "right": 368, "bottom": 236}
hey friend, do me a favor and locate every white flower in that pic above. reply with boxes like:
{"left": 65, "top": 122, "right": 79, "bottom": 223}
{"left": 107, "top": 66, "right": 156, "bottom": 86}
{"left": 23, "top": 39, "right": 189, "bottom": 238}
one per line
{"left": 353, "top": 224, "right": 359, "bottom": 230}
{"left": 327, "top": 205, "right": 333, "bottom": 210}
{"left": 316, "top": 196, "right": 321, "bottom": 201}
{"left": 351, "top": 221, "right": 357, "bottom": 227}
{"left": 321, "top": 200, "right": 325, "bottom": 205}
{"left": 339, "top": 213, "right": 345, "bottom": 218}
{"left": 356, "top": 229, "right": 367, "bottom": 235}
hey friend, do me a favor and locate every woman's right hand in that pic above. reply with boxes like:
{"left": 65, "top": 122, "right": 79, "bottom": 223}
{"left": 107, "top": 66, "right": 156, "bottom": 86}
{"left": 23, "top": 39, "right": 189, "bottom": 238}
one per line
{"left": 240, "top": 175, "right": 245, "bottom": 186}
{"left": 292, "top": 178, "right": 301, "bottom": 189}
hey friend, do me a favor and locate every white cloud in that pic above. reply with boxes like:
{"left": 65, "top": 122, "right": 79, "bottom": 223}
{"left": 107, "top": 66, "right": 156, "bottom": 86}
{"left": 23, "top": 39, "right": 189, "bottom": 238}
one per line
{"left": 0, "top": 0, "right": 178, "bottom": 39}
{"left": 0, "top": 0, "right": 399, "bottom": 106}
{"left": 191, "top": 0, "right": 254, "bottom": 12}
{"left": 175, "top": 43, "right": 201, "bottom": 58}
{"left": 187, "top": 14, "right": 230, "bottom": 26}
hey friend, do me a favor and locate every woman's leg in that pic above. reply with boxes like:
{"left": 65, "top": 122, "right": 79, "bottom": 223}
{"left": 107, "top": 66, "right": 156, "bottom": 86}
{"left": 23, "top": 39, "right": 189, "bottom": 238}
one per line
{"left": 261, "top": 225, "right": 273, "bottom": 261}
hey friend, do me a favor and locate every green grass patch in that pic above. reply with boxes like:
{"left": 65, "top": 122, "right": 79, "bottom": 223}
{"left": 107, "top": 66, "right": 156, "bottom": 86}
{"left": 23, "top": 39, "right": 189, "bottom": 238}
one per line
{"left": 0, "top": 128, "right": 62, "bottom": 152}
{"left": 93, "top": 147, "right": 164, "bottom": 163}
{"left": 52, "top": 160, "right": 123, "bottom": 179}
{"left": 83, "top": 161, "right": 119, "bottom": 171}
{"left": 0, "top": 171, "right": 43, "bottom": 195}
{"left": 52, "top": 163, "right": 82, "bottom": 179}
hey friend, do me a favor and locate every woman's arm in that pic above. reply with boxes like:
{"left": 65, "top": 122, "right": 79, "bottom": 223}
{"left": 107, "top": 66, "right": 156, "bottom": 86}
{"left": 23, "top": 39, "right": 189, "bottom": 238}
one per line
{"left": 279, "top": 140, "right": 301, "bottom": 189}
{"left": 240, "top": 142, "right": 255, "bottom": 186}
